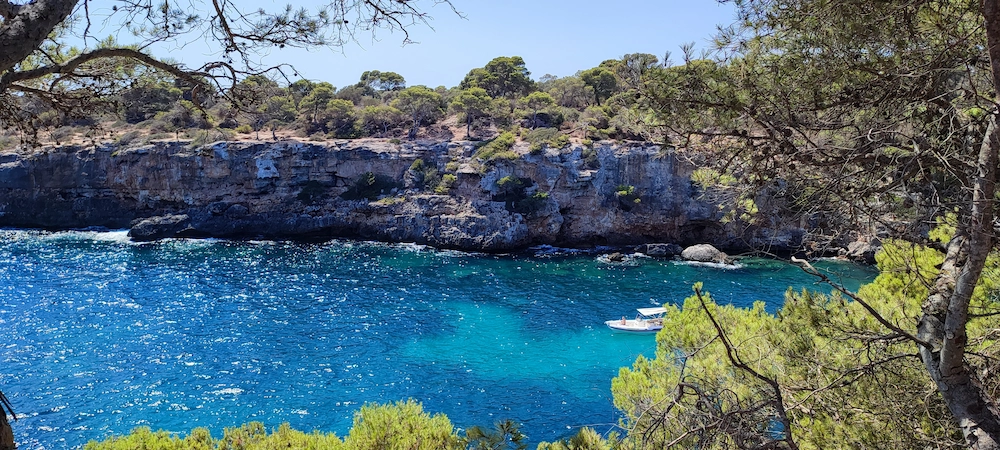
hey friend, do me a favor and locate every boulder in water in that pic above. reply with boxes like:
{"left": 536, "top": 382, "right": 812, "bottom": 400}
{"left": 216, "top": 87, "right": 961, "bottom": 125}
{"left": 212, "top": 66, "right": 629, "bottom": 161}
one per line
{"left": 128, "top": 214, "right": 192, "bottom": 241}
{"left": 681, "top": 244, "right": 728, "bottom": 263}
{"left": 644, "top": 243, "right": 683, "bottom": 257}
{"left": 606, "top": 252, "right": 626, "bottom": 262}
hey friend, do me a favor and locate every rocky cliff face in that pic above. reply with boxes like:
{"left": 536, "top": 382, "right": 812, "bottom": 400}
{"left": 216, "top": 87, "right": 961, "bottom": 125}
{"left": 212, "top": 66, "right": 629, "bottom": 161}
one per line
{"left": 0, "top": 138, "right": 829, "bottom": 253}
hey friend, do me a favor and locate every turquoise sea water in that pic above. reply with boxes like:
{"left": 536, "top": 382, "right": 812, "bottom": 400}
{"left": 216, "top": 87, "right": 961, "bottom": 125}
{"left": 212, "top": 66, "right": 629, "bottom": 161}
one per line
{"left": 0, "top": 230, "right": 876, "bottom": 448}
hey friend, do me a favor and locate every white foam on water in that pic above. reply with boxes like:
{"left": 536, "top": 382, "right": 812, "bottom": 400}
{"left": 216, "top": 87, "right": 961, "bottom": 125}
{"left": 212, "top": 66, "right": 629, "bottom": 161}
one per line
{"left": 672, "top": 260, "right": 744, "bottom": 270}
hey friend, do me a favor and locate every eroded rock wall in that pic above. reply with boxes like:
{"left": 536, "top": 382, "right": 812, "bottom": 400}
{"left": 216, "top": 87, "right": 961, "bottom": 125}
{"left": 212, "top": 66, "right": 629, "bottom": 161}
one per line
{"left": 0, "top": 138, "right": 809, "bottom": 251}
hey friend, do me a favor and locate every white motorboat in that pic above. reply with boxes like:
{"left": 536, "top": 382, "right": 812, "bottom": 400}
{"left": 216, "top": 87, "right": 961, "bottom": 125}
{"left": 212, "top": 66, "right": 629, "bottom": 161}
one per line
{"left": 605, "top": 307, "right": 666, "bottom": 333}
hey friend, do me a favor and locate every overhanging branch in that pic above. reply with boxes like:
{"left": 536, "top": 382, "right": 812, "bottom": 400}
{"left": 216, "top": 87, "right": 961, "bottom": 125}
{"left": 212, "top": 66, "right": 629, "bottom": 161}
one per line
{"left": 0, "top": 47, "right": 211, "bottom": 104}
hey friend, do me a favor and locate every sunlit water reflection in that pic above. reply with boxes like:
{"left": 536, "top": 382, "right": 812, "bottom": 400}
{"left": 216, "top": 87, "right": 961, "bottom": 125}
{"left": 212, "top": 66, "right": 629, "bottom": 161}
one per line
{"left": 0, "top": 230, "right": 875, "bottom": 448}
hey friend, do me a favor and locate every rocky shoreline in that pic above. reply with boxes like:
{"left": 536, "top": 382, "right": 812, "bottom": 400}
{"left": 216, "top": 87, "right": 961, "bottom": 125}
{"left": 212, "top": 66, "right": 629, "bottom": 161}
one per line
{"left": 0, "top": 138, "right": 878, "bottom": 261}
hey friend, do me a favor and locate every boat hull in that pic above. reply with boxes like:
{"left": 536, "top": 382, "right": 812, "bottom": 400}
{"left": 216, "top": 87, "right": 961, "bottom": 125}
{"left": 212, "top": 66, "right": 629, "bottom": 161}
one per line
{"left": 605, "top": 320, "right": 662, "bottom": 333}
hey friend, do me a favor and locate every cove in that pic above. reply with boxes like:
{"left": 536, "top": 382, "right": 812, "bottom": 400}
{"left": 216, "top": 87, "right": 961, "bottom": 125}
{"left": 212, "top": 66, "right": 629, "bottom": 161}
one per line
{"left": 0, "top": 230, "right": 876, "bottom": 448}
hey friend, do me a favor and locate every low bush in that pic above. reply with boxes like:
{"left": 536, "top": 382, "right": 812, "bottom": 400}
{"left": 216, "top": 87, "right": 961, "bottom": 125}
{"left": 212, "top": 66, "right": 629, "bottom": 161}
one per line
{"left": 581, "top": 146, "right": 600, "bottom": 169}
{"left": 513, "top": 191, "right": 549, "bottom": 215}
{"left": 473, "top": 131, "right": 518, "bottom": 162}
{"left": 0, "top": 135, "right": 16, "bottom": 151}
{"left": 297, "top": 180, "right": 327, "bottom": 204}
{"left": 523, "top": 127, "right": 569, "bottom": 154}
{"left": 435, "top": 173, "right": 458, "bottom": 194}
{"left": 83, "top": 401, "right": 613, "bottom": 450}
{"left": 49, "top": 126, "right": 77, "bottom": 144}
{"left": 115, "top": 130, "right": 142, "bottom": 148}
{"left": 188, "top": 129, "right": 234, "bottom": 148}
{"left": 615, "top": 184, "right": 641, "bottom": 210}
{"left": 340, "top": 172, "right": 400, "bottom": 201}
{"left": 492, "top": 176, "right": 549, "bottom": 216}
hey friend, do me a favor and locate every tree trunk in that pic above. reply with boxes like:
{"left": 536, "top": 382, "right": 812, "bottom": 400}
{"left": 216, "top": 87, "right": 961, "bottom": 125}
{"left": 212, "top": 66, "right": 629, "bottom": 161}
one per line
{"left": 0, "top": 416, "right": 11, "bottom": 450}
{"left": 915, "top": 4, "right": 1000, "bottom": 442}
{"left": 0, "top": 0, "right": 77, "bottom": 75}
{"left": 0, "top": 391, "right": 12, "bottom": 450}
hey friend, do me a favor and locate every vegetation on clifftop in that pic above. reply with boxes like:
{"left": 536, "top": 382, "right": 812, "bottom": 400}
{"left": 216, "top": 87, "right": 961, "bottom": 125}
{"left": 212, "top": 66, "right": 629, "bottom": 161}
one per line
{"left": 0, "top": 51, "right": 666, "bottom": 152}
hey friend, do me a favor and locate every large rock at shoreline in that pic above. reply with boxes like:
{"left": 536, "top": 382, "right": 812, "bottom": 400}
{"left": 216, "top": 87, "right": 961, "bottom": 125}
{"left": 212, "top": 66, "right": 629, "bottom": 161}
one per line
{"left": 842, "top": 238, "right": 881, "bottom": 264}
{"left": 681, "top": 244, "right": 728, "bottom": 263}
{"left": 128, "top": 214, "right": 193, "bottom": 241}
{"left": 644, "top": 243, "right": 684, "bottom": 257}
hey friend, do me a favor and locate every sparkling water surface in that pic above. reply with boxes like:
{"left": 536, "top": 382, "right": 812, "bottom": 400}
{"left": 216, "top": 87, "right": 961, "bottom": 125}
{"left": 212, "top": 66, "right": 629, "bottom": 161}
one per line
{"left": 0, "top": 230, "right": 876, "bottom": 448}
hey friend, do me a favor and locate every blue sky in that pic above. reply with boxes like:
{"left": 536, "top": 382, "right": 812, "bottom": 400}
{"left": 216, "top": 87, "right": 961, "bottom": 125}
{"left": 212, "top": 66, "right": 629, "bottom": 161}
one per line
{"left": 148, "top": 1, "right": 737, "bottom": 89}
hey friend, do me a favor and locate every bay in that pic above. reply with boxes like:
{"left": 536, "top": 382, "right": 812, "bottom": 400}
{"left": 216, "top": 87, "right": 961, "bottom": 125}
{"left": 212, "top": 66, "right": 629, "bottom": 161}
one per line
{"left": 0, "top": 230, "right": 876, "bottom": 448}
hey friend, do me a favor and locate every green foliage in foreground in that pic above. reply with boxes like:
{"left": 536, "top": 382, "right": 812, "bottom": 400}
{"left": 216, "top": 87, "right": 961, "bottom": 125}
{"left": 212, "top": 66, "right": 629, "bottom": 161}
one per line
{"left": 85, "top": 400, "right": 615, "bottom": 450}
{"left": 85, "top": 400, "right": 457, "bottom": 450}
{"left": 84, "top": 422, "right": 341, "bottom": 450}
{"left": 611, "top": 235, "right": 1000, "bottom": 449}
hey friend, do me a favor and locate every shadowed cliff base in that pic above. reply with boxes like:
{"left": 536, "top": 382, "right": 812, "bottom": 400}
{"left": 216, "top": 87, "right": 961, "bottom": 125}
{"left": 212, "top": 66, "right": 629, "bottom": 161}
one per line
{"left": 0, "top": 138, "right": 877, "bottom": 260}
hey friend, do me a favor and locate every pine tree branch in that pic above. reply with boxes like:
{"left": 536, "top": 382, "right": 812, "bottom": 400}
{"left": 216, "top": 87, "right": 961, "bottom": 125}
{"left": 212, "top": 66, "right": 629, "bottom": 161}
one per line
{"left": 694, "top": 286, "right": 799, "bottom": 450}
{"left": 0, "top": 47, "right": 209, "bottom": 96}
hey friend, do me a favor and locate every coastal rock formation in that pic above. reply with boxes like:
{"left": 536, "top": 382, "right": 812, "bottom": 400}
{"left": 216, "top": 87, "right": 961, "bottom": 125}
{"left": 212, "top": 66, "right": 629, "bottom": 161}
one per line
{"left": 129, "top": 214, "right": 193, "bottom": 240}
{"left": 681, "top": 244, "right": 728, "bottom": 263}
{"left": 643, "top": 243, "right": 684, "bottom": 257}
{"left": 0, "top": 138, "right": 861, "bottom": 254}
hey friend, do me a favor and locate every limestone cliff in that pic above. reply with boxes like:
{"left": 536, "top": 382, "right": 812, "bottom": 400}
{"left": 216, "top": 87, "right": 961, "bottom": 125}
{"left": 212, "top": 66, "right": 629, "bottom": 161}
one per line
{"left": 0, "top": 138, "right": 831, "bottom": 253}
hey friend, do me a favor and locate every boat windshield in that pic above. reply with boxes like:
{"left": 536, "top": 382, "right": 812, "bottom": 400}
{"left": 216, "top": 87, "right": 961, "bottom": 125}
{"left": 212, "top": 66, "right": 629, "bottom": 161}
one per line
{"left": 636, "top": 307, "right": 666, "bottom": 317}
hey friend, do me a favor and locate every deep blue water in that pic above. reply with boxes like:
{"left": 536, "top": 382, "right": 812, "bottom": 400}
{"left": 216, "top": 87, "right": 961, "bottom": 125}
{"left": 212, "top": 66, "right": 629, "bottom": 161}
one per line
{"left": 0, "top": 230, "right": 876, "bottom": 448}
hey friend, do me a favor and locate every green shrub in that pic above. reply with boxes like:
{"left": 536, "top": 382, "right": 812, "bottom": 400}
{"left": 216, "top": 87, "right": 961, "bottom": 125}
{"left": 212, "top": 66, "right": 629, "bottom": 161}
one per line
{"left": 0, "top": 135, "right": 16, "bottom": 151}
{"left": 297, "top": 180, "right": 327, "bottom": 204}
{"left": 145, "top": 132, "right": 171, "bottom": 141}
{"left": 615, "top": 184, "right": 641, "bottom": 210}
{"left": 343, "top": 400, "right": 460, "bottom": 450}
{"left": 537, "top": 427, "right": 615, "bottom": 450}
{"left": 523, "top": 127, "right": 559, "bottom": 144}
{"left": 84, "top": 422, "right": 344, "bottom": 450}
{"left": 473, "top": 131, "right": 518, "bottom": 162}
{"left": 89, "top": 402, "right": 610, "bottom": 450}
{"left": 115, "top": 130, "right": 142, "bottom": 148}
{"left": 409, "top": 159, "right": 442, "bottom": 191}
{"left": 188, "top": 129, "right": 234, "bottom": 148}
{"left": 235, "top": 124, "right": 253, "bottom": 134}
{"left": 523, "top": 127, "right": 570, "bottom": 152}
{"left": 496, "top": 175, "right": 523, "bottom": 194}
{"left": 549, "top": 133, "right": 570, "bottom": 149}
{"left": 156, "top": 100, "right": 212, "bottom": 130}
{"left": 514, "top": 191, "right": 550, "bottom": 216}
{"left": 144, "top": 118, "right": 175, "bottom": 134}
{"left": 435, "top": 173, "right": 458, "bottom": 194}
{"left": 374, "top": 196, "right": 406, "bottom": 205}
{"left": 690, "top": 167, "right": 738, "bottom": 189}
{"left": 340, "top": 172, "right": 400, "bottom": 201}
{"left": 492, "top": 176, "right": 548, "bottom": 216}
{"left": 581, "top": 146, "right": 600, "bottom": 169}
{"left": 36, "top": 110, "right": 64, "bottom": 128}
{"left": 49, "top": 126, "right": 76, "bottom": 144}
